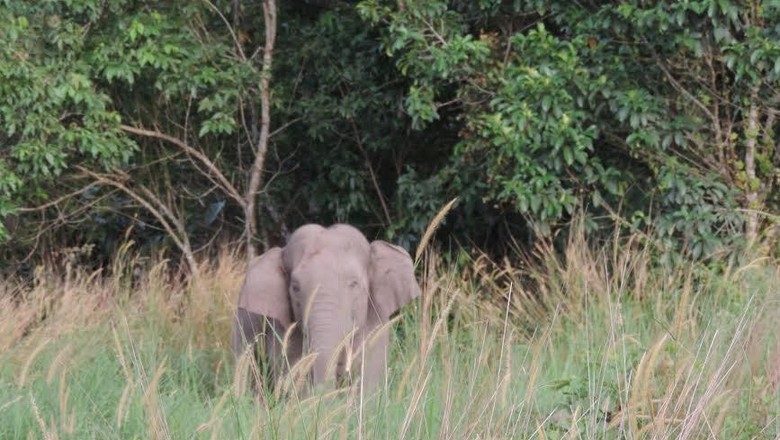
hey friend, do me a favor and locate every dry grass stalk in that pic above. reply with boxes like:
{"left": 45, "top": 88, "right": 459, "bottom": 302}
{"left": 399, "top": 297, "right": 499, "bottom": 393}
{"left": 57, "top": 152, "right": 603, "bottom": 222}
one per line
{"left": 628, "top": 333, "right": 669, "bottom": 435}
{"left": 57, "top": 369, "right": 76, "bottom": 436}
{"left": 142, "top": 360, "right": 171, "bottom": 440}
{"left": 30, "top": 392, "right": 58, "bottom": 440}
{"left": 414, "top": 197, "right": 458, "bottom": 264}
{"left": 18, "top": 338, "right": 51, "bottom": 387}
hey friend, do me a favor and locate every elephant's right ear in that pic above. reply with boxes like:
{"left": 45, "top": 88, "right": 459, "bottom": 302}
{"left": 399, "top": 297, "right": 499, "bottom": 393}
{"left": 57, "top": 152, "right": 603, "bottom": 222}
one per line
{"left": 237, "top": 247, "right": 293, "bottom": 328}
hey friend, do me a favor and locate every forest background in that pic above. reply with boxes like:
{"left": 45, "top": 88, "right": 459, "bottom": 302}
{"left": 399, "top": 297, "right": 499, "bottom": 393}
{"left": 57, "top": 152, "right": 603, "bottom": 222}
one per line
{"left": 2, "top": 0, "right": 780, "bottom": 270}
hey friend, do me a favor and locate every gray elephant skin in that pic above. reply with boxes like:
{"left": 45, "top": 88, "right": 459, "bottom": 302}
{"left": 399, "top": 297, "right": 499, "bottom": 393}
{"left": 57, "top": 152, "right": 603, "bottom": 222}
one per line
{"left": 232, "top": 223, "right": 421, "bottom": 394}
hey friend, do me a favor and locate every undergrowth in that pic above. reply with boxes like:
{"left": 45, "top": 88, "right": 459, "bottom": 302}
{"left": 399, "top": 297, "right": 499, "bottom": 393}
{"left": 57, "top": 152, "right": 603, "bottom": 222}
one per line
{"left": 1, "top": 228, "right": 778, "bottom": 439}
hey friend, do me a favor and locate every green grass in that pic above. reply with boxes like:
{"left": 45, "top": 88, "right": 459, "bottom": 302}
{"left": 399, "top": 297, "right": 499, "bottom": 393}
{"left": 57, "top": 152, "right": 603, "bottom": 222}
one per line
{"left": 1, "top": 236, "right": 779, "bottom": 439}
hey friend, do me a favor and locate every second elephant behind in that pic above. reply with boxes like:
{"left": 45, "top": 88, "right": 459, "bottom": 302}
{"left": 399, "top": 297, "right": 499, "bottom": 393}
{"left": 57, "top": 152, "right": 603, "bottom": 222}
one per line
{"left": 232, "top": 223, "right": 421, "bottom": 394}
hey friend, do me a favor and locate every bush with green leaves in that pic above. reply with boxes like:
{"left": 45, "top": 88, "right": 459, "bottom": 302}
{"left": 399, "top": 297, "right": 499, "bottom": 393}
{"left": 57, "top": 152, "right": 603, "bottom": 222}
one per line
{"left": 359, "top": 0, "right": 780, "bottom": 258}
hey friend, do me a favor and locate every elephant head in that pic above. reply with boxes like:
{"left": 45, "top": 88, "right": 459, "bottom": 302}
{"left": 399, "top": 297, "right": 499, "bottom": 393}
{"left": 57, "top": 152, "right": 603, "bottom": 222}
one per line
{"left": 232, "top": 223, "right": 420, "bottom": 392}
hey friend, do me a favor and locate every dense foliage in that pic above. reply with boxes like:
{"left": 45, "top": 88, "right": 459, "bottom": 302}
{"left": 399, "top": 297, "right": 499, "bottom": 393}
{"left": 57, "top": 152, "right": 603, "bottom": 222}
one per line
{"left": 2, "top": 0, "right": 779, "bottom": 269}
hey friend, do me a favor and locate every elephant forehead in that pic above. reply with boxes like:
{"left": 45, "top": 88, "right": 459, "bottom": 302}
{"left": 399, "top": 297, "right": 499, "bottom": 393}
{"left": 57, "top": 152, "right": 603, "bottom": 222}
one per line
{"left": 292, "top": 252, "right": 368, "bottom": 280}
{"left": 326, "top": 224, "right": 369, "bottom": 242}
{"left": 283, "top": 223, "right": 370, "bottom": 269}
{"left": 320, "top": 233, "right": 369, "bottom": 256}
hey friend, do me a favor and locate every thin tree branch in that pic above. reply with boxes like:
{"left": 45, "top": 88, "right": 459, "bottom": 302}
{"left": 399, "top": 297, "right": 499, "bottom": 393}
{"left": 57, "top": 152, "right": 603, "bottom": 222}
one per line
{"left": 744, "top": 86, "right": 760, "bottom": 243}
{"left": 350, "top": 120, "right": 392, "bottom": 226}
{"left": 652, "top": 52, "right": 718, "bottom": 126}
{"left": 203, "top": 0, "right": 247, "bottom": 61}
{"left": 77, "top": 166, "right": 197, "bottom": 273}
{"left": 16, "top": 182, "right": 101, "bottom": 213}
{"left": 120, "top": 124, "right": 245, "bottom": 208}
{"left": 269, "top": 117, "right": 303, "bottom": 139}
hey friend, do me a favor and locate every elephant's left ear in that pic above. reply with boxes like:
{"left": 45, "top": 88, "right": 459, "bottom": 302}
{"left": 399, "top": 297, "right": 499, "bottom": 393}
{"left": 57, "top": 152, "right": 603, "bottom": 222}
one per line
{"left": 368, "top": 241, "right": 421, "bottom": 320}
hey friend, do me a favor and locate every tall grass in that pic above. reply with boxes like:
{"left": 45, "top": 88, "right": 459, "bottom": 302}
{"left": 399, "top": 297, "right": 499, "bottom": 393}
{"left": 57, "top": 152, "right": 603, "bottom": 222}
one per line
{"left": 1, "top": 228, "right": 778, "bottom": 439}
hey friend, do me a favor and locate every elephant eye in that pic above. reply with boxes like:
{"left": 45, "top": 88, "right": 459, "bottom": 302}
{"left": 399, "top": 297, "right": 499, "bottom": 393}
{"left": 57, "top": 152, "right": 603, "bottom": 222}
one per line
{"left": 348, "top": 279, "right": 360, "bottom": 289}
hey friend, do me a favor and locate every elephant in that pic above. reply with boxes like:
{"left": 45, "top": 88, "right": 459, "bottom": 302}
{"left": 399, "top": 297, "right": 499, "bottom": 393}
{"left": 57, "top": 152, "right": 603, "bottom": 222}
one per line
{"left": 232, "top": 223, "right": 420, "bottom": 395}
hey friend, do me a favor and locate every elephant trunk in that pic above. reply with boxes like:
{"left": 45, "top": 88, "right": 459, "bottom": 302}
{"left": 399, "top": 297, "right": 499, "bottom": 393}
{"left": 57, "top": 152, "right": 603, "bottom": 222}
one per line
{"left": 306, "top": 313, "right": 354, "bottom": 387}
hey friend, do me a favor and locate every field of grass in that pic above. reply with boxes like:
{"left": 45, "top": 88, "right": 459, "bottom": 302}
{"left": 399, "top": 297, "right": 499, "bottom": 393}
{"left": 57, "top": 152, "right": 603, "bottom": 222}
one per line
{"left": 1, "top": 230, "right": 779, "bottom": 439}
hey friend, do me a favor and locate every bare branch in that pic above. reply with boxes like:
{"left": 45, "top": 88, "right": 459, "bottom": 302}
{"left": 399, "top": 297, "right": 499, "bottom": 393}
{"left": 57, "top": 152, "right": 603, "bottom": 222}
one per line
{"left": 16, "top": 182, "right": 101, "bottom": 213}
{"left": 651, "top": 52, "right": 718, "bottom": 127}
{"left": 77, "top": 166, "right": 197, "bottom": 273}
{"left": 350, "top": 120, "right": 392, "bottom": 226}
{"left": 422, "top": 17, "right": 447, "bottom": 47}
{"left": 120, "top": 124, "right": 245, "bottom": 208}
{"left": 269, "top": 117, "right": 302, "bottom": 139}
{"left": 203, "top": 0, "right": 247, "bottom": 61}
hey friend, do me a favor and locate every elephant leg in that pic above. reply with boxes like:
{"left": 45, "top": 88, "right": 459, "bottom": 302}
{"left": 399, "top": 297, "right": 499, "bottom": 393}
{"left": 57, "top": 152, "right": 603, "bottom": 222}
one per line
{"left": 232, "top": 307, "right": 267, "bottom": 396}
{"left": 284, "top": 325, "right": 304, "bottom": 369}
{"left": 232, "top": 307, "right": 263, "bottom": 359}
{"left": 354, "top": 323, "right": 391, "bottom": 392}
{"left": 264, "top": 318, "right": 295, "bottom": 391}
{"left": 263, "top": 323, "right": 308, "bottom": 399}
{"left": 234, "top": 309, "right": 297, "bottom": 396}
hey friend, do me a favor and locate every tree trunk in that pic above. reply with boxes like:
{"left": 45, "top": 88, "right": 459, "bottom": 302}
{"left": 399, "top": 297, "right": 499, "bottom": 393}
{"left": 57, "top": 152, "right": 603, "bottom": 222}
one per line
{"left": 744, "top": 86, "right": 760, "bottom": 244}
{"left": 245, "top": 0, "right": 277, "bottom": 261}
